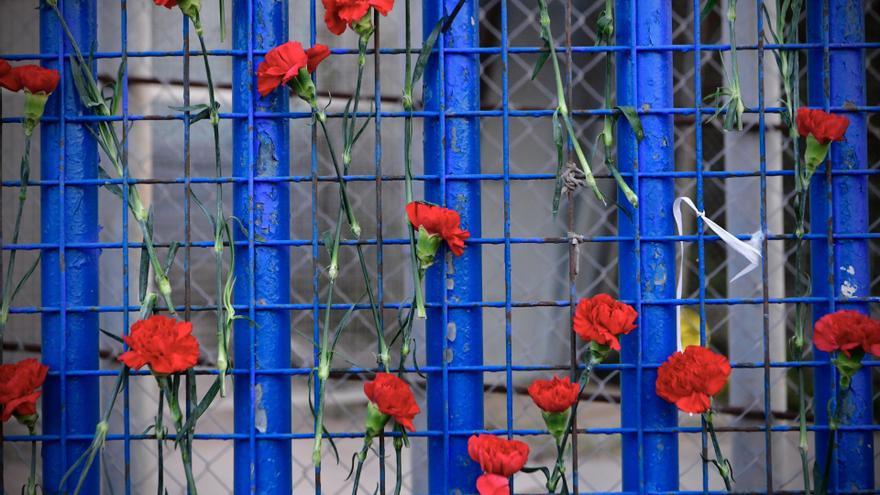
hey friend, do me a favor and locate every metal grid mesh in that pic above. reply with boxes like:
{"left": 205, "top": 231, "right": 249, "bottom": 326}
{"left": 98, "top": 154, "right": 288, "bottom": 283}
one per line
{"left": 1, "top": 0, "right": 878, "bottom": 493}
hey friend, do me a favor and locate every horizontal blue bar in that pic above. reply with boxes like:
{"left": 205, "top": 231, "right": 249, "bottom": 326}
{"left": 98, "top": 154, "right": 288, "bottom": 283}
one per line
{"left": 35, "top": 358, "right": 880, "bottom": 379}
{"left": 8, "top": 294, "right": 880, "bottom": 316}
{"left": 4, "top": 103, "right": 879, "bottom": 124}
{"left": 3, "top": 40, "right": 880, "bottom": 61}
{"left": 8, "top": 422, "right": 880, "bottom": 443}
{"left": 4, "top": 165, "right": 880, "bottom": 188}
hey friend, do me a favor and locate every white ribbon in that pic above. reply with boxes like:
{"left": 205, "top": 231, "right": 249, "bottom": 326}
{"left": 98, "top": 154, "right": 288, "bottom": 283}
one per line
{"left": 673, "top": 196, "right": 763, "bottom": 351}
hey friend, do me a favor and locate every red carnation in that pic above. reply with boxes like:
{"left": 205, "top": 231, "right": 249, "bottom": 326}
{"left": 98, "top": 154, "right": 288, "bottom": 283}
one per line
{"left": 572, "top": 294, "right": 637, "bottom": 351}
{"left": 0, "top": 359, "right": 48, "bottom": 423}
{"left": 363, "top": 372, "right": 420, "bottom": 431}
{"left": 306, "top": 44, "right": 331, "bottom": 73}
{"left": 475, "top": 474, "right": 509, "bottom": 495}
{"left": 814, "top": 310, "right": 880, "bottom": 357}
{"left": 153, "top": 0, "right": 178, "bottom": 7}
{"left": 796, "top": 108, "right": 849, "bottom": 145}
{"left": 0, "top": 59, "right": 22, "bottom": 92}
{"left": 118, "top": 315, "right": 200, "bottom": 375}
{"left": 656, "top": 345, "right": 731, "bottom": 414}
{"left": 13, "top": 65, "right": 60, "bottom": 95}
{"left": 467, "top": 434, "right": 530, "bottom": 478}
{"left": 257, "top": 41, "right": 329, "bottom": 97}
{"left": 322, "top": 0, "right": 394, "bottom": 35}
{"left": 527, "top": 375, "right": 580, "bottom": 413}
{"left": 406, "top": 201, "right": 470, "bottom": 256}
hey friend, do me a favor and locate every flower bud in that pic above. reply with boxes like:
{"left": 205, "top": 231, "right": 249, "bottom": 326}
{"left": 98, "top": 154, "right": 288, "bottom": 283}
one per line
{"left": 542, "top": 410, "right": 569, "bottom": 442}
{"left": 415, "top": 226, "right": 442, "bottom": 270}
{"left": 22, "top": 92, "right": 50, "bottom": 137}
{"left": 364, "top": 401, "right": 390, "bottom": 441}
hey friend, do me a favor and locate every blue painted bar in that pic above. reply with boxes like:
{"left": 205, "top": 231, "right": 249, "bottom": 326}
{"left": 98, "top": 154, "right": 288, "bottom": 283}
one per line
{"left": 616, "top": 0, "right": 679, "bottom": 491}
{"left": 232, "top": 0, "right": 292, "bottom": 492}
{"left": 423, "top": 0, "right": 484, "bottom": 491}
{"left": 807, "top": 0, "right": 874, "bottom": 491}
{"left": 39, "top": 0, "right": 100, "bottom": 493}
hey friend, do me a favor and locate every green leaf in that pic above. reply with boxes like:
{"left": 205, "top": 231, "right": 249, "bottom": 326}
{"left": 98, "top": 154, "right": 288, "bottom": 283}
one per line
{"left": 97, "top": 166, "right": 124, "bottom": 199}
{"left": 412, "top": 0, "right": 467, "bottom": 87}
{"left": 321, "top": 230, "right": 336, "bottom": 258}
{"left": 550, "top": 110, "right": 564, "bottom": 218}
{"left": 9, "top": 254, "right": 41, "bottom": 303}
{"left": 700, "top": 0, "right": 719, "bottom": 21}
{"left": 139, "top": 293, "right": 157, "bottom": 320}
{"left": 175, "top": 376, "right": 222, "bottom": 445}
{"left": 99, "top": 328, "right": 125, "bottom": 344}
{"left": 164, "top": 241, "right": 180, "bottom": 278}
{"left": 171, "top": 103, "right": 215, "bottom": 124}
{"left": 189, "top": 189, "right": 216, "bottom": 228}
{"left": 330, "top": 296, "right": 365, "bottom": 351}
{"left": 138, "top": 243, "right": 150, "bottom": 304}
{"left": 110, "top": 59, "right": 127, "bottom": 116}
{"left": 614, "top": 106, "right": 644, "bottom": 141}
{"left": 531, "top": 2, "right": 552, "bottom": 80}
{"left": 219, "top": 0, "right": 227, "bottom": 42}
{"left": 531, "top": 44, "right": 551, "bottom": 81}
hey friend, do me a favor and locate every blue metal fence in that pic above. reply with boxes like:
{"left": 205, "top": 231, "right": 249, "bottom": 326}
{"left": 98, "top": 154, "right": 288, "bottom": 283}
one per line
{"left": 0, "top": 0, "right": 877, "bottom": 493}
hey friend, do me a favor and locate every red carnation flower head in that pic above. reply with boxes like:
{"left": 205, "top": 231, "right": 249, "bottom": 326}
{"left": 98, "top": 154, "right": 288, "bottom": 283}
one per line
{"left": 153, "top": 0, "right": 178, "bottom": 8}
{"left": 306, "top": 44, "right": 331, "bottom": 73}
{"left": 13, "top": 65, "right": 60, "bottom": 95}
{"left": 0, "top": 358, "right": 48, "bottom": 424}
{"left": 467, "top": 434, "right": 530, "bottom": 478}
{"left": 796, "top": 108, "right": 849, "bottom": 145}
{"left": 814, "top": 309, "right": 880, "bottom": 357}
{"left": 527, "top": 375, "right": 580, "bottom": 414}
{"left": 118, "top": 315, "right": 200, "bottom": 375}
{"left": 656, "top": 345, "right": 731, "bottom": 414}
{"left": 257, "top": 41, "right": 308, "bottom": 97}
{"left": 322, "top": 0, "right": 394, "bottom": 36}
{"left": 475, "top": 473, "right": 509, "bottom": 495}
{"left": 0, "top": 59, "right": 23, "bottom": 92}
{"left": 257, "top": 42, "right": 329, "bottom": 102}
{"left": 406, "top": 201, "right": 470, "bottom": 257}
{"left": 363, "top": 372, "right": 420, "bottom": 432}
{"left": 572, "top": 294, "right": 637, "bottom": 351}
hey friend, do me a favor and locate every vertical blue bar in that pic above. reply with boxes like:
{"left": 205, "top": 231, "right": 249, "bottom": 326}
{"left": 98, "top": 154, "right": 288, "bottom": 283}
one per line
{"left": 807, "top": 0, "right": 874, "bottom": 491}
{"left": 232, "top": 0, "right": 292, "bottom": 492}
{"left": 39, "top": 0, "right": 100, "bottom": 493}
{"left": 616, "top": 0, "right": 678, "bottom": 492}
{"left": 423, "top": 0, "right": 483, "bottom": 491}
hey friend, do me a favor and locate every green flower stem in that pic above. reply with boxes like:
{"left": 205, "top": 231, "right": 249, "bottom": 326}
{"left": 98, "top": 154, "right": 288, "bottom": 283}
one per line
{"left": 704, "top": 411, "right": 734, "bottom": 491}
{"left": 546, "top": 354, "right": 599, "bottom": 493}
{"left": 59, "top": 368, "right": 128, "bottom": 495}
{"left": 350, "top": 439, "right": 372, "bottom": 495}
{"left": 156, "top": 387, "right": 166, "bottom": 495}
{"left": 768, "top": 0, "right": 809, "bottom": 489}
{"left": 311, "top": 45, "right": 390, "bottom": 461}
{"left": 724, "top": 0, "right": 744, "bottom": 131}
{"left": 193, "top": 20, "right": 233, "bottom": 397}
{"left": 316, "top": 119, "right": 389, "bottom": 370}
{"left": 815, "top": 382, "right": 845, "bottom": 495}
{"left": 49, "top": 5, "right": 177, "bottom": 316}
{"left": 537, "top": 0, "right": 604, "bottom": 206}
{"left": 392, "top": 433, "right": 404, "bottom": 495}
{"left": 0, "top": 133, "right": 33, "bottom": 336}
{"left": 159, "top": 376, "right": 198, "bottom": 495}
{"left": 596, "top": 0, "right": 638, "bottom": 208}
{"left": 403, "top": 0, "right": 426, "bottom": 320}
{"left": 26, "top": 424, "right": 37, "bottom": 495}
{"left": 312, "top": 205, "right": 341, "bottom": 467}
